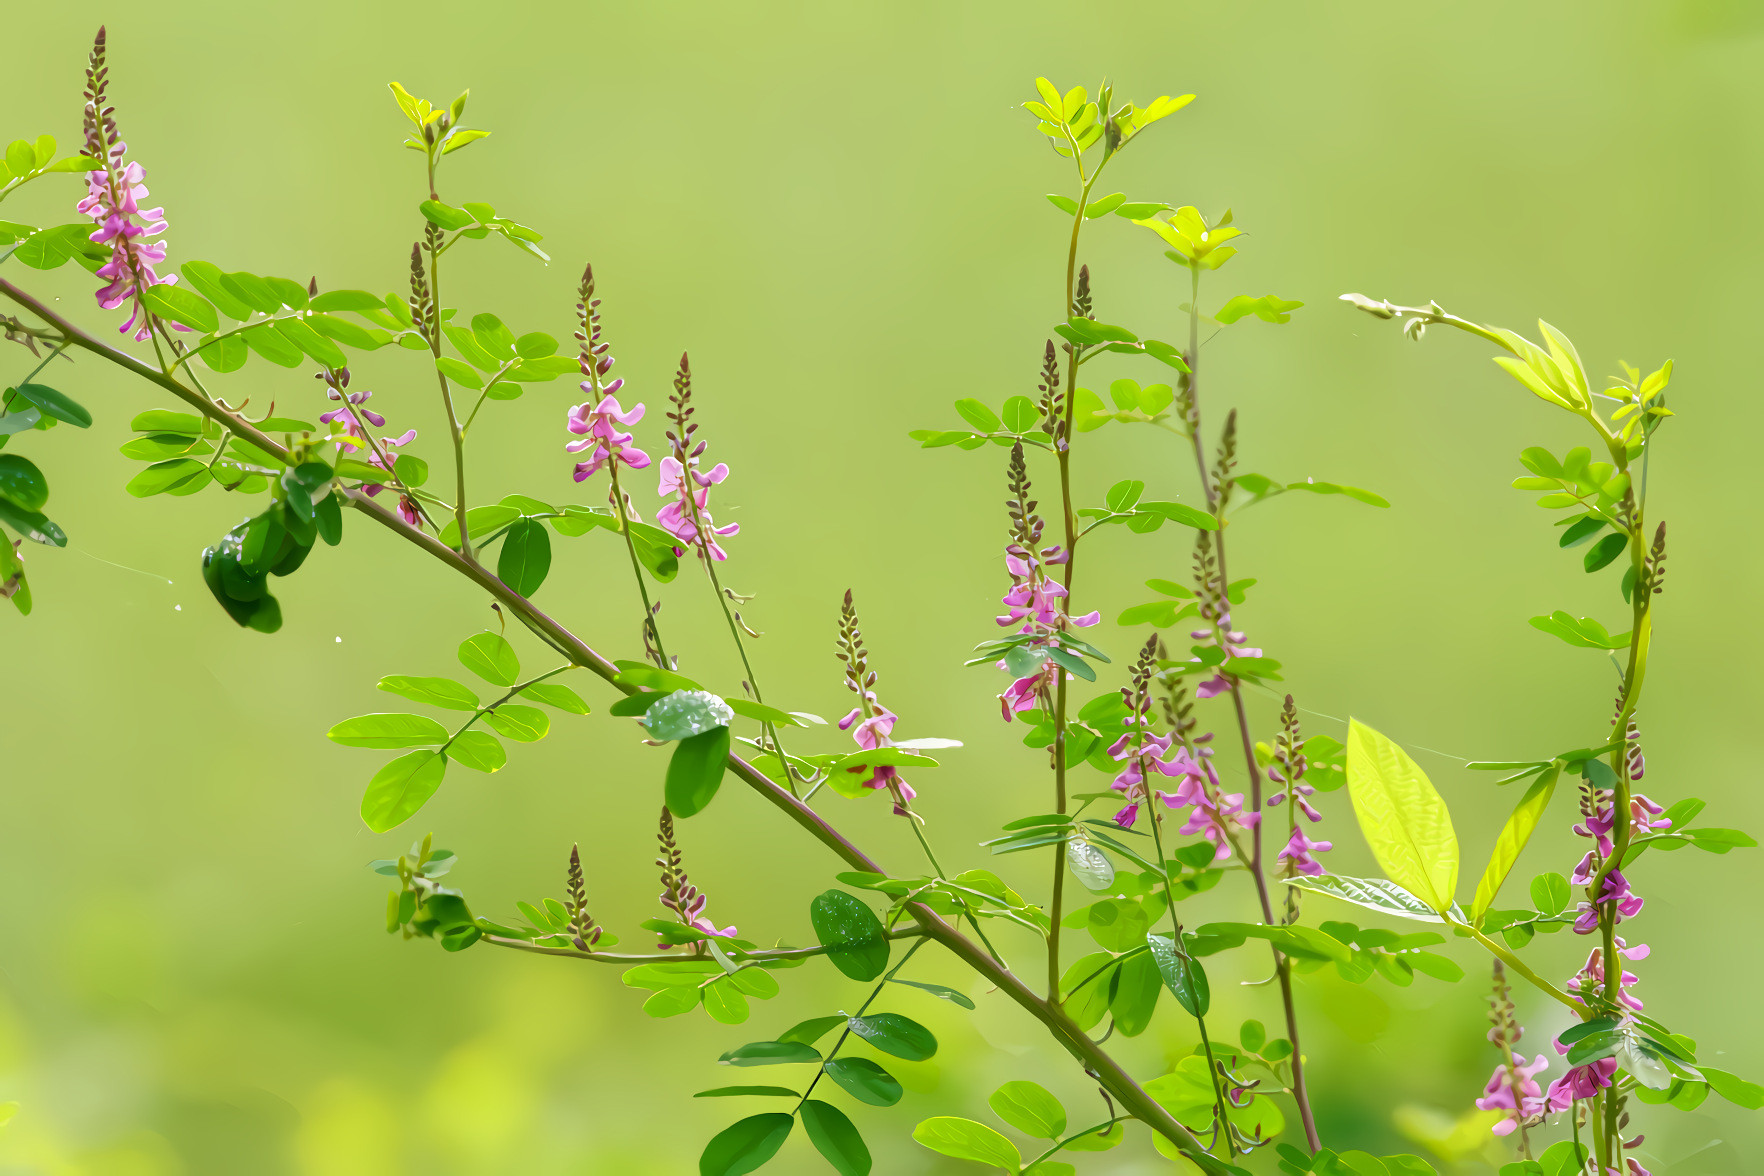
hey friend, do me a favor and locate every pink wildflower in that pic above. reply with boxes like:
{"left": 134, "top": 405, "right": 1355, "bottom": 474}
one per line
{"left": 1476, "top": 1053, "right": 1550, "bottom": 1136}
{"left": 77, "top": 29, "right": 177, "bottom": 343}
{"left": 657, "top": 354, "right": 740, "bottom": 561}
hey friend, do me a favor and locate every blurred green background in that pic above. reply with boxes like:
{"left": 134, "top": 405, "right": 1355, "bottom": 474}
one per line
{"left": 4, "top": 1, "right": 1763, "bottom": 1172}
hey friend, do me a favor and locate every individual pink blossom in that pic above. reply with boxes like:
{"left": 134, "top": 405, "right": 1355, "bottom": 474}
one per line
{"left": 77, "top": 30, "right": 177, "bottom": 343}
{"left": 1107, "top": 721, "right": 1194, "bottom": 828}
{"left": 1545, "top": 1036, "right": 1617, "bottom": 1112}
{"left": 1568, "top": 941, "right": 1647, "bottom": 1012}
{"left": 837, "top": 695, "right": 918, "bottom": 816}
{"left": 1276, "top": 825, "right": 1334, "bottom": 877}
{"left": 567, "top": 388, "right": 651, "bottom": 481}
{"left": 1159, "top": 761, "right": 1258, "bottom": 860}
{"left": 322, "top": 380, "right": 418, "bottom": 522}
{"left": 1475, "top": 1053, "right": 1550, "bottom": 1136}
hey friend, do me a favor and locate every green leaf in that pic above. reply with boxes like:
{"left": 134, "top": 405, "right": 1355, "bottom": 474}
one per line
{"left": 497, "top": 518, "right": 552, "bottom": 596}
{"left": 0, "top": 497, "right": 64, "bottom": 546}
{"left": 12, "top": 384, "right": 91, "bottom": 428}
{"left": 140, "top": 284, "right": 219, "bottom": 333}
{"left": 1345, "top": 718, "right": 1460, "bottom": 913}
{"left": 666, "top": 725, "right": 732, "bottom": 817}
{"left": 912, "top": 1117, "right": 1021, "bottom": 1171}
{"left": 888, "top": 978, "right": 975, "bottom": 1009}
{"left": 359, "top": 750, "right": 446, "bottom": 832}
{"left": 129, "top": 410, "right": 204, "bottom": 435}
{"left": 1148, "top": 932, "right": 1210, "bottom": 1016}
{"left": 1584, "top": 531, "right": 1628, "bottom": 573}
{"left": 1108, "top": 948, "right": 1162, "bottom": 1036}
{"left": 242, "top": 321, "right": 305, "bottom": 367}
{"left": 1001, "top": 395, "right": 1039, "bottom": 433}
{"left": 0, "top": 454, "right": 48, "bottom": 512}
{"left": 988, "top": 1081, "right": 1066, "bottom": 1138}
{"left": 702, "top": 980, "right": 751, "bottom": 1024}
{"left": 327, "top": 712, "right": 450, "bottom": 749}
{"left": 719, "top": 1041, "right": 823, "bottom": 1066}
{"left": 778, "top": 1016, "right": 847, "bottom": 1047}
{"left": 1704, "top": 1067, "right": 1764, "bottom": 1109}
{"left": 1529, "top": 871, "right": 1571, "bottom": 916}
{"left": 447, "top": 730, "right": 506, "bottom": 773}
{"left": 377, "top": 675, "right": 480, "bottom": 711}
{"left": 696, "top": 1086, "right": 800, "bottom": 1099}
{"left": 458, "top": 632, "right": 520, "bottom": 686}
{"left": 1279, "top": 875, "right": 1446, "bottom": 922}
{"left": 800, "top": 1100, "right": 871, "bottom": 1176}
{"left": 822, "top": 1058, "right": 903, "bottom": 1107}
{"left": 310, "top": 288, "right": 386, "bottom": 313}
{"left": 846, "top": 1012, "right": 936, "bottom": 1061}
{"left": 1528, "top": 611, "right": 1630, "bottom": 650}
{"left": 518, "top": 682, "right": 590, "bottom": 714}
{"left": 1137, "top": 499, "right": 1219, "bottom": 530}
{"left": 809, "top": 890, "right": 890, "bottom": 981}
{"left": 699, "top": 1113, "right": 794, "bottom": 1176}
{"left": 465, "top": 701, "right": 541, "bottom": 744}
{"left": 273, "top": 318, "right": 348, "bottom": 368}
{"left": 1215, "top": 293, "right": 1303, "bottom": 325}
{"left": 1471, "top": 766, "right": 1560, "bottom": 923}
{"left": 953, "top": 398, "right": 1002, "bottom": 432}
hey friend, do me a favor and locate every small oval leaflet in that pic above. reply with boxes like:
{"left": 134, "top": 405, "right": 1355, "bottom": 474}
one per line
{"left": 641, "top": 689, "right": 734, "bottom": 741}
{"left": 1066, "top": 839, "right": 1116, "bottom": 890}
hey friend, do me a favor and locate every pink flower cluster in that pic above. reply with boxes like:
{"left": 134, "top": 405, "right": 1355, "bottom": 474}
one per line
{"left": 1268, "top": 733, "right": 1332, "bottom": 877}
{"left": 995, "top": 539, "right": 1098, "bottom": 720}
{"left": 1476, "top": 1051, "right": 1550, "bottom": 1136}
{"left": 1102, "top": 721, "right": 1256, "bottom": 859}
{"left": 1190, "top": 608, "right": 1262, "bottom": 699}
{"left": 567, "top": 389, "right": 650, "bottom": 481}
{"left": 838, "top": 694, "right": 917, "bottom": 816}
{"left": 658, "top": 454, "right": 739, "bottom": 561}
{"left": 322, "top": 382, "right": 419, "bottom": 525}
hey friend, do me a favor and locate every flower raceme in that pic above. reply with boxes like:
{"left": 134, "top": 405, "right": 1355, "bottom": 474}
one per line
{"left": 658, "top": 354, "right": 739, "bottom": 561}
{"left": 995, "top": 443, "right": 1098, "bottom": 719}
{"left": 319, "top": 371, "right": 419, "bottom": 525}
{"left": 1476, "top": 1053, "right": 1551, "bottom": 1136}
{"left": 77, "top": 28, "right": 175, "bottom": 343}
{"left": 836, "top": 592, "right": 917, "bottom": 816}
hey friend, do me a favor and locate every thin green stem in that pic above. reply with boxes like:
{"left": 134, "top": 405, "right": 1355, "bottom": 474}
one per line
{"left": 1146, "top": 801, "right": 1236, "bottom": 1158}
{"left": 1023, "top": 1117, "right": 1130, "bottom": 1170}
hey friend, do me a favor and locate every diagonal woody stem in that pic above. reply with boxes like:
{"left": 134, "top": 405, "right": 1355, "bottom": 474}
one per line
{"left": 0, "top": 274, "right": 1228, "bottom": 1174}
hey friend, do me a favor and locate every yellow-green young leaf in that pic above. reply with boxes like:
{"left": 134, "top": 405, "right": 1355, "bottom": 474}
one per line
{"left": 1345, "top": 719, "right": 1459, "bottom": 913}
{"left": 1471, "top": 765, "right": 1561, "bottom": 923}
{"left": 360, "top": 749, "right": 446, "bottom": 831}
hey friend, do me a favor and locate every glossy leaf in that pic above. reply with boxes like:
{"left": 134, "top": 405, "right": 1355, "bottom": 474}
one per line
{"left": 327, "top": 713, "right": 449, "bottom": 748}
{"left": 458, "top": 632, "right": 520, "bottom": 686}
{"left": 809, "top": 890, "right": 890, "bottom": 981}
{"left": 989, "top": 1080, "right": 1066, "bottom": 1138}
{"left": 719, "top": 1041, "right": 822, "bottom": 1066}
{"left": 888, "top": 978, "right": 975, "bottom": 1009}
{"left": 699, "top": 1113, "right": 793, "bottom": 1176}
{"left": 359, "top": 750, "right": 446, "bottom": 832}
{"left": 378, "top": 675, "right": 480, "bottom": 711}
{"left": 912, "top": 1117, "right": 1021, "bottom": 1171}
{"left": 447, "top": 730, "right": 506, "bottom": 773}
{"left": 1345, "top": 719, "right": 1459, "bottom": 912}
{"left": 846, "top": 1012, "right": 935, "bottom": 1060}
{"left": 822, "top": 1058, "right": 902, "bottom": 1107}
{"left": 12, "top": 383, "right": 91, "bottom": 428}
{"left": 666, "top": 725, "right": 732, "bottom": 817}
{"left": 483, "top": 704, "right": 549, "bottom": 742}
{"left": 800, "top": 1100, "right": 870, "bottom": 1176}
{"left": 1148, "top": 932, "right": 1210, "bottom": 1016}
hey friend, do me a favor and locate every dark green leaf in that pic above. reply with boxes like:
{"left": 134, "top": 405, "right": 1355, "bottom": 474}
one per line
{"left": 809, "top": 890, "right": 890, "bottom": 981}
{"left": 0, "top": 454, "right": 48, "bottom": 512}
{"left": 718, "top": 1041, "right": 822, "bottom": 1066}
{"left": 1148, "top": 932, "right": 1210, "bottom": 1016}
{"left": 699, "top": 1113, "right": 793, "bottom": 1176}
{"left": 695, "top": 1087, "right": 801, "bottom": 1099}
{"left": 1585, "top": 532, "right": 1628, "bottom": 573}
{"left": 12, "top": 384, "right": 91, "bottom": 428}
{"left": 800, "top": 1100, "right": 870, "bottom": 1176}
{"left": 496, "top": 518, "right": 552, "bottom": 596}
{"left": 0, "top": 497, "right": 64, "bottom": 546}
{"left": 888, "top": 978, "right": 975, "bottom": 1009}
{"left": 778, "top": 1016, "right": 847, "bottom": 1046}
{"left": 822, "top": 1058, "right": 902, "bottom": 1107}
{"left": 845, "top": 1012, "right": 935, "bottom": 1061}
{"left": 666, "top": 725, "right": 732, "bottom": 817}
